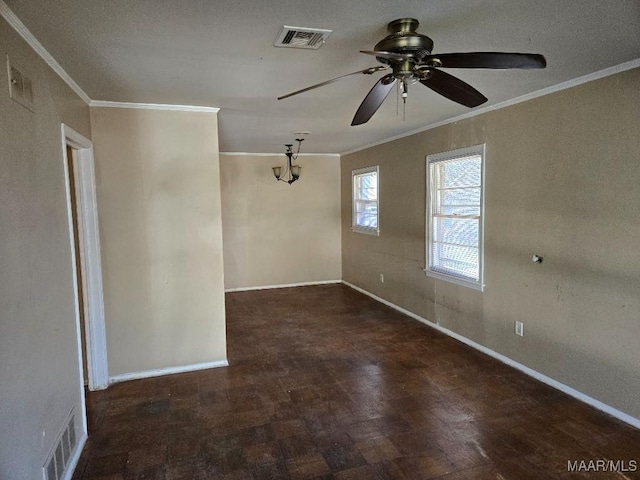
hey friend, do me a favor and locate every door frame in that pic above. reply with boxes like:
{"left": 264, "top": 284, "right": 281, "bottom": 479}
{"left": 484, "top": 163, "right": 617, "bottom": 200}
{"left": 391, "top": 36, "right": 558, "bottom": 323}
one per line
{"left": 61, "top": 124, "right": 109, "bottom": 391}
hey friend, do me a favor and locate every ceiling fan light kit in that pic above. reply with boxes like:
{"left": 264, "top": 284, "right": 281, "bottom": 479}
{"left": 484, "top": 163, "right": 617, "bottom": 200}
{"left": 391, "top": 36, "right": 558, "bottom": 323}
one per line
{"left": 278, "top": 18, "right": 546, "bottom": 126}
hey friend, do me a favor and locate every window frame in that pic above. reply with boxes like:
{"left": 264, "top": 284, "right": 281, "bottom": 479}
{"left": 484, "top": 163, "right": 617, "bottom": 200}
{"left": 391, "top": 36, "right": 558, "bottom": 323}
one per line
{"left": 425, "top": 144, "right": 485, "bottom": 291}
{"left": 352, "top": 165, "right": 380, "bottom": 236}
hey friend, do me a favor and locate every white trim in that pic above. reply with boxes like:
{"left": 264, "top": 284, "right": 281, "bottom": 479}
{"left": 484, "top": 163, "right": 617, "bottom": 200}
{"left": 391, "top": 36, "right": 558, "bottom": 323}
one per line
{"left": 90, "top": 100, "right": 219, "bottom": 113}
{"left": 225, "top": 280, "right": 341, "bottom": 293}
{"left": 220, "top": 152, "right": 340, "bottom": 157}
{"left": 109, "top": 360, "right": 229, "bottom": 385}
{"left": 0, "top": 1, "right": 91, "bottom": 104}
{"left": 61, "top": 130, "right": 89, "bottom": 466}
{"left": 341, "top": 280, "right": 640, "bottom": 430}
{"left": 62, "top": 125, "right": 109, "bottom": 391}
{"left": 340, "top": 58, "right": 640, "bottom": 156}
{"left": 63, "top": 432, "right": 87, "bottom": 480}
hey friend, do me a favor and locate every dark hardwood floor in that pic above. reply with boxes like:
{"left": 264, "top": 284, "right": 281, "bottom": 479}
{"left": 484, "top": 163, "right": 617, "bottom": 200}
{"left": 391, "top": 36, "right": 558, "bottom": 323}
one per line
{"left": 72, "top": 284, "right": 640, "bottom": 479}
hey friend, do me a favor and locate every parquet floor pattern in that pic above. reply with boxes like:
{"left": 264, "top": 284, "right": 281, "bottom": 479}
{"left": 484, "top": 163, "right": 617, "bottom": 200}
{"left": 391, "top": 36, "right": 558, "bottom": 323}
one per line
{"left": 72, "top": 284, "right": 640, "bottom": 479}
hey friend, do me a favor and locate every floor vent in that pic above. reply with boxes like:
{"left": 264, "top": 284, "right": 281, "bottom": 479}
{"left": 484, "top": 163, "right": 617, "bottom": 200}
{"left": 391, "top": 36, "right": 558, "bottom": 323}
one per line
{"left": 43, "top": 410, "right": 77, "bottom": 480}
{"left": 274, "top": 26, "right": 332, "bottom": 49}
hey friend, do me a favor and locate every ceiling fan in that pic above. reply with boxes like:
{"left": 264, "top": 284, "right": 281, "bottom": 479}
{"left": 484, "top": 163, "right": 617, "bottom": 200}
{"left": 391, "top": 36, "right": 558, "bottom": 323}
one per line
{"left": 278, "top": 18, "right": 546, "bottom": 126}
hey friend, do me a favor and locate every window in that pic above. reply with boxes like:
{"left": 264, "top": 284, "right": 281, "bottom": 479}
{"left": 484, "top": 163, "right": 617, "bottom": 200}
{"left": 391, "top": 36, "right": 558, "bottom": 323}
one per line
{"left": 352, "top": 166, "right": 379, "bottom": 235}
{"left": 426, "top": 145, "right": 484, "bottom": 290}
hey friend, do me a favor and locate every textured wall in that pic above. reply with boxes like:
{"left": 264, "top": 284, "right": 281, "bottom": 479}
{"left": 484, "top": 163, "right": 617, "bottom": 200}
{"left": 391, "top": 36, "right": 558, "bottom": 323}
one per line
{"left": 341, "top": 68, "right": 640, "bottom": 419}
{"left": 90, "top": 107, "right": 227, "bottom": 376}
{"left": 220, "top": 154, "right": 342, "bottom": 290}
{"left": 0, "top": 18, "right": 92, "bottom": 480}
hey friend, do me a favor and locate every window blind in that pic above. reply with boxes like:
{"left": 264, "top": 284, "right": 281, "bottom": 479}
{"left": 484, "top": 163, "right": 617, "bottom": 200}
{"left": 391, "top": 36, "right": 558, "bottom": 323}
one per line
{"left": 428, "top": 151, "right": 483, "bottom": 285}
{"left": 352, "top": 167, "right": 379, "bottom": 234}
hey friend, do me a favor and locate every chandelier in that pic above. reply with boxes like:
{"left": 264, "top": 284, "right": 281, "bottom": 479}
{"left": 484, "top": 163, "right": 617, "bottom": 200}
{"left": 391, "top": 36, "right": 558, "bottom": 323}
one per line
{"left": 272, "top": 138, "right": 304, "bottom": 185}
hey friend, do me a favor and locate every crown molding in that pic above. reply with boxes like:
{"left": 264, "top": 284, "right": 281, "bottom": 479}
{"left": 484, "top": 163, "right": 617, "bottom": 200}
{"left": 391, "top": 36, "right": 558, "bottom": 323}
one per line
{"left": 219, "top": 152, "right": 340, "bottom": 157}
{"left": 341, "top": 58, "right": 640, "bottom": 156}
{"left": 90, "top": 100, "right": 219, "bottom": 113}
{"left": 0, "top": 1, "right": 222, "bottom": 113}
{"left": 3, "top": 0, "right": 637, "bottom": 153}
{"left": 0, "top": 0, "right": 91, "bottom": 104}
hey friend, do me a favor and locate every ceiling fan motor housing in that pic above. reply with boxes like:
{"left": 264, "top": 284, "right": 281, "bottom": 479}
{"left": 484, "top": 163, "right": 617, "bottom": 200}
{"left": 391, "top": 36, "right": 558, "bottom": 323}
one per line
{"left": 374, "top": 18, "right": 434, "bottom": 58}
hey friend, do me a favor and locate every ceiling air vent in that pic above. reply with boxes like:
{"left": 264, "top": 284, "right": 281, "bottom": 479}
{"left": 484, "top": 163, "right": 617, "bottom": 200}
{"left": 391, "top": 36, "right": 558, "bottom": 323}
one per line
{"left": 274, "top": 26, "right": 332, "bottom": 50}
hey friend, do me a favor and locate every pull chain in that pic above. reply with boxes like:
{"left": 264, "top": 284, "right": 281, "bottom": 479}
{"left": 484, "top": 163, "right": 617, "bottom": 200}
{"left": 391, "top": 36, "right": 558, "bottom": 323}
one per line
{"left": 401, "top": 79, "right": 408, "bottom": 121}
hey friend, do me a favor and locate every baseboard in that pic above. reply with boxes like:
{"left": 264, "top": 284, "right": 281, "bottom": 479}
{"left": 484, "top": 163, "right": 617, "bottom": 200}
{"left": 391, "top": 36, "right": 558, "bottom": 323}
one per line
{"left": 225, "top": 280, "right": 341, "bottom": 293}
{"left": 341, "top": 280, "right": 640, "bottom": 430}
{"left": 64, "top": 432, "right": 87, "bottom": 480}
{"left": 109, "top": 359, "right": 229, "bottom": 385}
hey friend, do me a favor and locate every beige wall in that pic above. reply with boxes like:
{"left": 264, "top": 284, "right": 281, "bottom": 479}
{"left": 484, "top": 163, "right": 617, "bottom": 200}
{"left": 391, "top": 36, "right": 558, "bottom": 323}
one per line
{"left": 221, "top": 154, "right": 342, "bottom": 290}
{"left": 90, "top": 107, "right": 227, "bottom": 376}
{"left": 341, "top": 68, "right": 640, "bottom": 420}
{"left": 0, "top": 18, "right": 92, "bottom": 479}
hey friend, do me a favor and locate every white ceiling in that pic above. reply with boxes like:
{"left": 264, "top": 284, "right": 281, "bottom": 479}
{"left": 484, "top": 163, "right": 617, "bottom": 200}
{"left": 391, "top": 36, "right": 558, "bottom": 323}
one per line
{"left": 5, "top": 0, "right": 640, "bottom": 154}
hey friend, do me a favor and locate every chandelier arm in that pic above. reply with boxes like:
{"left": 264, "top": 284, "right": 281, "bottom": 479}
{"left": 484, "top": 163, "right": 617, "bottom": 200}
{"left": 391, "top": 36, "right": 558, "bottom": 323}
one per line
{"left": 292, "top": 138, "right": 303, "bottom": 162}
{"left": 274, "top": 138, "right": 304, "bottom": 185}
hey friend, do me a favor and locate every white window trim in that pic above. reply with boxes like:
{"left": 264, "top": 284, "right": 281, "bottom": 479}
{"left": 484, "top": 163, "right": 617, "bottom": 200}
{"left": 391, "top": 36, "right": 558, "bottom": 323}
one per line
{"left": 425, "top": 144, "right": 485, "bottom": 291}
{"left": 352, "top": 165, "right": 380, "bottom": 236}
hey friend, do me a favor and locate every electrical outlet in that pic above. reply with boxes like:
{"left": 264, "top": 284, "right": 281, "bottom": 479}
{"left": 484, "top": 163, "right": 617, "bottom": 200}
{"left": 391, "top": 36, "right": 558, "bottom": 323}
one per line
{"left": 379, "top": 274, "right": 384, "bottom": 283}
{"left": 515, "top": 321, "right": 524, "bottom": 337}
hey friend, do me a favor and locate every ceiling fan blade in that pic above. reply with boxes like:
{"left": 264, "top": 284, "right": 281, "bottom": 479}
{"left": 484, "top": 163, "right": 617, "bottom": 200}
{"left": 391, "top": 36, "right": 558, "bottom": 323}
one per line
{"left": 351, "top": 74, "right": 397, "bottom": 126}
{"left": 360, "top": 50, "right": 413, "bottom": 61}
{"left": 420, "top": 69, "right": 488, "bottom": 108}
{"left": 277, "top": 66, "right": 388, "bottom": 100}
{"left": 425, "top": 52, "right": 547, "bottom": 69}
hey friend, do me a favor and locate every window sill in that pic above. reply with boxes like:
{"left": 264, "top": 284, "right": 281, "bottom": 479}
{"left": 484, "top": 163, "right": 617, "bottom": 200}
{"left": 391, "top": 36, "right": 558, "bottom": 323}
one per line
{"left": 352, "top": 227, "right": 379, "bottom": 236}
{"left": 424, "top": 268, "right": 484, "bottom": 292}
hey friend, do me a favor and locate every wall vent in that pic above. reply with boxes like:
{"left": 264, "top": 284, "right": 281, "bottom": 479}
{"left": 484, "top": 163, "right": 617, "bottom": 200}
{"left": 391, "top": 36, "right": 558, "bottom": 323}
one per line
{"left": 274, "top": 26, "right": 332, "bottom": 49}
{"left": 43, "top": 410, "right": 77, "bottom": 480}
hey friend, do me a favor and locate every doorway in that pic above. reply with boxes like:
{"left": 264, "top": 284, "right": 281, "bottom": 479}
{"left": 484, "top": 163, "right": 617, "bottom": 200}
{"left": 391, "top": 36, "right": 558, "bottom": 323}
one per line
{"left": 66, "top": 145, "right": 89, "bottom": 385}
{"left": 61, "top": 124, "right": 109, "bottom": 394}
